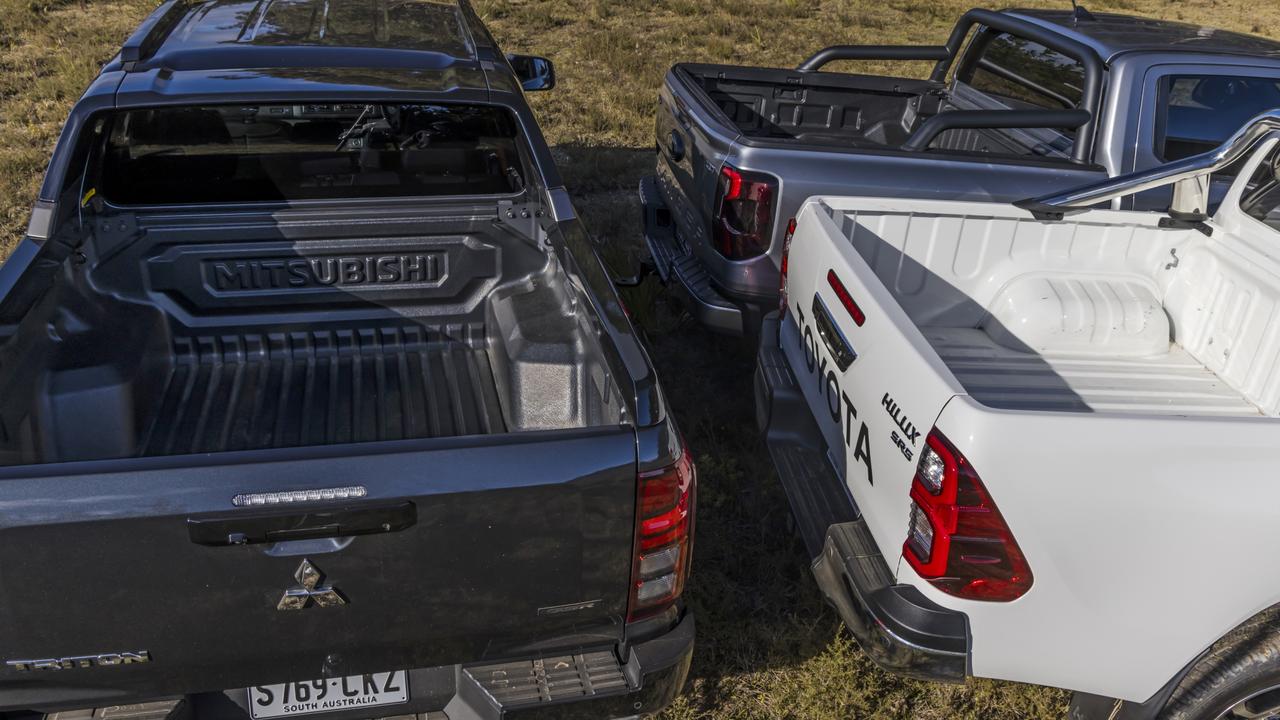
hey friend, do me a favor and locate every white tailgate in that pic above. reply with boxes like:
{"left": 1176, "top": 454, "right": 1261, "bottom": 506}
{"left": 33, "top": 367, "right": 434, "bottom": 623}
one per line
{"left": 780, "top": 199, "right": 965, "bottom": 568}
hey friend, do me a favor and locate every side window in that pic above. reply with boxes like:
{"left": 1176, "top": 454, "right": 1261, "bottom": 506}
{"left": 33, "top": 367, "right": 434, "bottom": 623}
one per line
{"left": 1241, "top": 146, "right": 1280, "bottom": 232}
{"left": 965, "top": 31, "right": 1085, "bottom": 119}
{"left": 1156, "top": 75, "right": 1280, "bottom": 162}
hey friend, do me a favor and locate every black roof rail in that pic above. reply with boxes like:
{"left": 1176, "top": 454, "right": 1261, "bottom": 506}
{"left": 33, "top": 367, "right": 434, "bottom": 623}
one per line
{"left": 119, "top": 0, "right": 190, "bottom": 71}
{"left": 796, "top": 45, "right": 951, "bottom": 73}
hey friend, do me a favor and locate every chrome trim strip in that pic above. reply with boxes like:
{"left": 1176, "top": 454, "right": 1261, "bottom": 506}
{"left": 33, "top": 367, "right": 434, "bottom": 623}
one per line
{"left": 232, "top": 485, "right": 368, "bottom": 507}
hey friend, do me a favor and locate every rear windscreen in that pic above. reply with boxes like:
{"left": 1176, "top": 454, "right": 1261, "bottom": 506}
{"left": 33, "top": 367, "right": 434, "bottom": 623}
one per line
{"left": 1242, "top": 145, "right": 1280, "bottom": 232}
{"left": 99, "top": 104, "right": 527, "bottom": 204}
{"left": 1156, "top": 75, "right": 1280, "bottom": 162}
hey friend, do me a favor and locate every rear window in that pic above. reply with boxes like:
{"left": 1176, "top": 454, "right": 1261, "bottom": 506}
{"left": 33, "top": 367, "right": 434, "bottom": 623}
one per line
{"left": 965, "top": 32, "right": 1085, "bottom": 114}
{"left": 99, "top": 103, "right": 527, "bottom": 205}
{"left": 1156, "top": 75, "right": 1280, "bottom": 162}
{"left": 1241, "top": 145, "right": 1280, "bottom": 232}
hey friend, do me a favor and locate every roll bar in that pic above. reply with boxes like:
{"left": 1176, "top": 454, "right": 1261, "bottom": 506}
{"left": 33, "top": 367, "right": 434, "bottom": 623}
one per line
{"left": 797, "top": 46, "right": 950, "bottom": 73}
{"left": 901, "top": 109, "right": 1090, "bottom": 153}
{"left": 1016, "top": 109, "right": 1280, "bottom": 220}
{"left": 796, "top": 9, "right": 1105, "bottom": 164}
{"left": 930, "top": 8, "right": 1105, "bottom": 164}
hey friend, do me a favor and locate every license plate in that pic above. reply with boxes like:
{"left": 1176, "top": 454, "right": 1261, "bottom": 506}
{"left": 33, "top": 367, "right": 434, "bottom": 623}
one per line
{"left": 248, "top": 671, "right": 408, "bottom": 719}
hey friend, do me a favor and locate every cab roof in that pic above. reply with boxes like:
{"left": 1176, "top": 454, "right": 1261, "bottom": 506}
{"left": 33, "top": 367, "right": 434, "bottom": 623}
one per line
{"left": 109, "top": 0, "right": 498, "bottom": 80}
{"left": 1005, "top": 8, "right": 1280, "bottom": 62}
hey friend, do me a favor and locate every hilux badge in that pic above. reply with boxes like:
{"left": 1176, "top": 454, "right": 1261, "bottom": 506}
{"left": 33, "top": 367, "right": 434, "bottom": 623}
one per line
{"left": 277, "top": 559, "right": 346, "bottom": 610}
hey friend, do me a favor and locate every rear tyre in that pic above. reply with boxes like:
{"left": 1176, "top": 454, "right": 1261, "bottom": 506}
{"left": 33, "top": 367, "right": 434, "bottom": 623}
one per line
{"left": 1163, "top": 611, "right": 1280, "bottom": 719}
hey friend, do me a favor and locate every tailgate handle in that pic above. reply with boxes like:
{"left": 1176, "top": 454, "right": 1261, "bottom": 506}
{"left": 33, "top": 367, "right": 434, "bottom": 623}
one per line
{"left": 812, "top": 295, "right": 857, "bottom": 372}
{"left": 187, "top": 501, "right": 417, "bottom": 547}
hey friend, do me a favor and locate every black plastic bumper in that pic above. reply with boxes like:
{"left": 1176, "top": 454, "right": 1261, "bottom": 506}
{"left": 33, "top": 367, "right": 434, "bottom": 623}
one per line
{"left": 754, "top": 312, "right": 970, "bottom": 683}
{"left": 639, "top": 176, "right": 747, "bottom": 336}
{"left": 38, "top": 615, "right": 694, "bottom": 720}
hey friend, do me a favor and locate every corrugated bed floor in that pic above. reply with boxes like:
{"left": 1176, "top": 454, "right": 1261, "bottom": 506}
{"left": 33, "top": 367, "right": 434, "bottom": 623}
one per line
{"left": 924, "top": 327, "right": 1261, "bottom": 417}
{"left": 140, "top": 324, "right": 506, "bottom": 456}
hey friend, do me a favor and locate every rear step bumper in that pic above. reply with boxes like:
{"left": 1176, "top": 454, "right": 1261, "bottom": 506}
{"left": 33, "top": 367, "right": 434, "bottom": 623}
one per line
{"left": 39, "top": 615, "right": 693, "bottom": 720}
{"left": 754, "top": 313, "right": 970, "bottom": 683}
{"left": 639, "top": 176, "right": 744, "bottom": 336}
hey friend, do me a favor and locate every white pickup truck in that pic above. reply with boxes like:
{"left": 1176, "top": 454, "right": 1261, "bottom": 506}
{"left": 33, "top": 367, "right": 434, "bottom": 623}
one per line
{"left": 754, "top": 111, "right": 1280, "bottom": 720}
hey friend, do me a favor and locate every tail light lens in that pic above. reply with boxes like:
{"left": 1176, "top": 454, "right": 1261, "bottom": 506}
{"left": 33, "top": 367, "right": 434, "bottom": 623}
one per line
{"left": 629, "top": 448, "right": 696, "bottom": 621}
{"left": 778, "top": 217, "right": 797, "bottom": 313}
{"left": 903, "top": 429, "right": 1032, "bottom": 602}
{"left": 712, "top": 165, "right": 777, "bottom": 260}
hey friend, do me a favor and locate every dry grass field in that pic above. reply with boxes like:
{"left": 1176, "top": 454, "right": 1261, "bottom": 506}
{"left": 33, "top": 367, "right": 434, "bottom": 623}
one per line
{"left": 2, "top": 0, "right": 1279, "bottom": 717}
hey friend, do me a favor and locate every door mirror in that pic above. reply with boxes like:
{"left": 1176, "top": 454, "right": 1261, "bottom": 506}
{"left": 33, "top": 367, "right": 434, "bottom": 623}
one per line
{"left": 508, "top": 54, "right": 555, "bottom": 92}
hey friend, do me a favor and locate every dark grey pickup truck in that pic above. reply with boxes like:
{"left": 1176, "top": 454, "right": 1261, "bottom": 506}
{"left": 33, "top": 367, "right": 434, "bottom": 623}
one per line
{"left": 0, "top": 1, "right": 693, "bottom": 718}
{"left": 643, "top": 6, "right": 1280, "bottom": 334}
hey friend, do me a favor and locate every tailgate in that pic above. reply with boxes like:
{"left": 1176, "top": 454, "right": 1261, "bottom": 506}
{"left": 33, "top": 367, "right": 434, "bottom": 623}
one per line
{"left": 0, "top": 427, "right": 636, "bottom": 706}
{"left": 778, "top": 199, "right": 964, "bottom": 569}
{"left": 654, "top": 66, "right": 734, "bottom": 259}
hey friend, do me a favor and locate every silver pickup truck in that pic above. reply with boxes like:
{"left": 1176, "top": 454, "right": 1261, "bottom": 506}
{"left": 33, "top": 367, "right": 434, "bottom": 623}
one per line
{"left": 642, "top": 6, "right": 1280, "bottom": 335}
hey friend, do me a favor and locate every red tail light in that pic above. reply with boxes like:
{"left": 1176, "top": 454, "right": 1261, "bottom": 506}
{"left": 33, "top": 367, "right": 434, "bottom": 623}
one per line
{"left": 712, "top": 165, "right": 777, "bottom": 260}
{"left": 778, "top": 217, "right": 797, "bottom": 313}
{"left": 903, "top": 429, "right": 1032, "bottom": 602}
{"left": 629, "top": 448, "right": 696, "bottom": 621}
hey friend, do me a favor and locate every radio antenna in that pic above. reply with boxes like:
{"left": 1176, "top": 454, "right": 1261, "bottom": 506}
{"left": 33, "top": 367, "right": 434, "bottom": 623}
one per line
{"left": 1070, "top": 0, "right": 1096, "bottom": 24}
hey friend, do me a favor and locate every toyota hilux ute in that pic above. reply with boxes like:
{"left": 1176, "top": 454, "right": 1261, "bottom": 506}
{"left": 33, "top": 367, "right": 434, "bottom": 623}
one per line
{"left": 0, "top": 1, "right": 695, "bottom": 718}
{"left": 755, "top": 110, "right": 1280, "bottom": 720}
{"left": 643, "top": 6, "right": 1280, "bottom": 334}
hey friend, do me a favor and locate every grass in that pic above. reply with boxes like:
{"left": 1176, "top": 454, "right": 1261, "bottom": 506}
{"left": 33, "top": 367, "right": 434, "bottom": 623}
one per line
{"left": 1, "top": 0, "right": 1279, "bottom": 717}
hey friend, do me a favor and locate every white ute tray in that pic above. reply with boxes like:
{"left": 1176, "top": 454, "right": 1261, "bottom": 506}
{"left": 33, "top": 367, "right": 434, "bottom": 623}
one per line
{"left": 924, "top": 327, "right": 1260, "bottom": 416}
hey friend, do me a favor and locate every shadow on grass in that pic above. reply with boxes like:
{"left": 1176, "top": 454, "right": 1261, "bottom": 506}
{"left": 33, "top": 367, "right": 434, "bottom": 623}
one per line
{"left": 556, "top": 141, "right": 847, "bottom": 713}
{"left": 644, "top": 325, "right": 844, "bottom": 713}
{"left": 556, "top": 140, "right": 1072, "bottom": 719}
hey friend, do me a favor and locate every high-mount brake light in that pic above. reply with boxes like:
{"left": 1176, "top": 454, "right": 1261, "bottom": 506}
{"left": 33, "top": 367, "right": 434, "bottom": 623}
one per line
{"left": 628, "top": 448, "right": 696, "bottom": 621}
{"left": 779, "top": 217, "right": 797, "bottom": 313}
{"left": 826, "top": 270, "right": 866, "bottom": 326}
{"left": 712, "top": 164, "right": 777, "bottom": 260}
{"left": 903, "top": 429, "right": 1033, "bottom": 602}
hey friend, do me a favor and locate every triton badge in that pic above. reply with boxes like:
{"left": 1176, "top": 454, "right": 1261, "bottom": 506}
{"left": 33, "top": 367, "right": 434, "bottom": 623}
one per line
{"left": 6, "top": 651, "right": 151, "bottom": 671}
{"left": 278, "top": 559, "right": 346, "bottom": 610}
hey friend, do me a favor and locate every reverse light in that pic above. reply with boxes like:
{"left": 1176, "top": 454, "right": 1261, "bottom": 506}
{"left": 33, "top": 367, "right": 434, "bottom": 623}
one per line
{"left": 917, "top": 439, "right": 947, "bottom": 495}
{"left": 629, "top": 449, "right": 696, "bottom": 621}
{"left": 907, "top": 501, "right": 934, "bottom": 562}
{"left": 903, "top": 429, "right": 1033, "bottom": 602}
{"left": 712, "top": 165, "right": 777, "bottom": 260}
